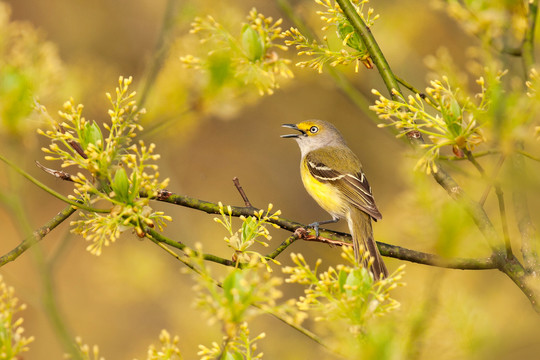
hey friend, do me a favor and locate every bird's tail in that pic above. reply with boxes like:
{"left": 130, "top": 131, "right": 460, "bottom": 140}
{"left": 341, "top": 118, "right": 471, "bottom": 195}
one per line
{"left": 346, "top": 208, "right": 388, "bottom": 281}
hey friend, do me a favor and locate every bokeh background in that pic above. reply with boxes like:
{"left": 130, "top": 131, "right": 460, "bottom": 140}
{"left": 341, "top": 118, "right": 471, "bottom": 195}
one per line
{"left": 1, "top": 0, "right": 540, "bottom": 358}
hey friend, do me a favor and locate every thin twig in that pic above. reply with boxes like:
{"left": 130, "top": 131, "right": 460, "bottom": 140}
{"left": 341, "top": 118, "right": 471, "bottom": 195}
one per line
{"left": 232, "top": 177, "right": 252, "bottom": 207}
{"left": 145, "top": 227, "right": 240, "bottom": 267}
{"left": 148, "top": 236, "right": 203, "bottom": 275}
{"left": 477, "top": 155, "right": 505, "bottom": 206}
{"left": 439, "top": 150, "right": 498, "bottom": 161}
{"left": 394, "top": 75, "right": 434, "bottom": 104}
{"left": 0, "top": 153, "right": 109, "bottom": 213}
{"left": 0, "top": 204, "right": 77, "bottom": 266}
{"left": 335, "top": 0, "right": 402, "bottom": 98}
{"left": 137, "top": 0, "right": 180, "bottom": 109}
{"left": 462, "top": 152, "right": 512, "bottom": 256}
{"left": 464, "top": 149, "right": 486, "bottom": 175}
{"left": 512, "top": 144, "right": 540, "bottom": 272}
{"left": 522, "top": 0, "right": 539, "bottom": 75}
{"left": 277, "top": 0, "right": 380, "bottom": 125}
{"left": 516, "top": 149, "right": 540, "bottom": 162}
{"left": 495, "top": 185, "right": 513, "bottom": 258}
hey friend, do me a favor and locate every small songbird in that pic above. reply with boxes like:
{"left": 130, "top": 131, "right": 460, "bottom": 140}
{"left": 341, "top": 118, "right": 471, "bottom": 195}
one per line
{"left": 281, "top": 119, "right": 388, "bottom": 280}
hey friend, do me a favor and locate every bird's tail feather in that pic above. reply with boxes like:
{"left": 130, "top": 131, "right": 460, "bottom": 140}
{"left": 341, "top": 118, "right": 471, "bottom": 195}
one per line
{"left": 347, "top": 209, "right": 388, "bottom": 281}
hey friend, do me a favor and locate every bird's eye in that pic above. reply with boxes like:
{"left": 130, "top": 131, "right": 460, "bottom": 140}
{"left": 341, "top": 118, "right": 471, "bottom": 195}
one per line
{"left": 309, "top": 126, "right": 319, "bottom": 133}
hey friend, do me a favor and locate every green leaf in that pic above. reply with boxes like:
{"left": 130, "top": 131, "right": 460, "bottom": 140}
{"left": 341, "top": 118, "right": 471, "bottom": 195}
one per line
{"left": 337, "top": 18, "right": 365, "bottom": 53}
{"left": 346, "top": 267, "right": 373, "bottom": 296}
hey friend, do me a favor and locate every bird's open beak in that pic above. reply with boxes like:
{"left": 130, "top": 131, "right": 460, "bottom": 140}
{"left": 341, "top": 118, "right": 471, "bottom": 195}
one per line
{"left": 281, "top": 124, "right": 305, "bottom": 138}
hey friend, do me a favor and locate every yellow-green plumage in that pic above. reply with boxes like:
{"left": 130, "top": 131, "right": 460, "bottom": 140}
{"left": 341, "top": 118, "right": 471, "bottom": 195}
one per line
{"left": 282, "top": 120, "right": 388, "bottom": 280}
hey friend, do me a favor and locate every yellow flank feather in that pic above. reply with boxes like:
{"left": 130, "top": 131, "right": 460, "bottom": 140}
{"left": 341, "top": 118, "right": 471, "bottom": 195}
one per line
{"left": 301, "top": 160, "right": 346, "bottom": 217}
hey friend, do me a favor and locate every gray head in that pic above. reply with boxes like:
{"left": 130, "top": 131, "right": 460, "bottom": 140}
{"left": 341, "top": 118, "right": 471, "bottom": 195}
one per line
{"left": 281, "top": 119, "right": 347, "bottom": 157}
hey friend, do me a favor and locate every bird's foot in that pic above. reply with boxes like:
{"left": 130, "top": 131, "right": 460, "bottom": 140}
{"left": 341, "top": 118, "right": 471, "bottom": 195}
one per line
{"left": 308, "top": 222, "right": 322, "bottom": 239}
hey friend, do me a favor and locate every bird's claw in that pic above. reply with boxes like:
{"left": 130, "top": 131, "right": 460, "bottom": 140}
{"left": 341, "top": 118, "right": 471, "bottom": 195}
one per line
{"left": 308, "top": 222, "right": 321, "bottom": 239}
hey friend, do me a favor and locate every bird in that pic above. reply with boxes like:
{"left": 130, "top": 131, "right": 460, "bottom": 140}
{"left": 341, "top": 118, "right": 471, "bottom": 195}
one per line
{"left": 281, "top": 119, "right": 388, "bottom": 280}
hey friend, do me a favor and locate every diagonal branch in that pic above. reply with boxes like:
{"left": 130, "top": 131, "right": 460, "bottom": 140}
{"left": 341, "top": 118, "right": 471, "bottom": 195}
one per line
{"left": 511, "top": 146, "right": 540, "bottom": 273}
{"left": 335, "top": 0, "right": 539, "bottom": 311}
{"left": 522, "top": 0, "right": 539, "bottom": 75}
{"left": 334, "top": 0, "right": 401, "bottom": 98}
{"left": 0, "top": 204, "right": 77, "bottom": 266}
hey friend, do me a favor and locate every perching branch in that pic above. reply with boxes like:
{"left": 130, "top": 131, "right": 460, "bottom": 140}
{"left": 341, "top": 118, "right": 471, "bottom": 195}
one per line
{"left": 152, "top": 189, "right": 498, "bottom": 270}
{"left": 266, "top": 228, "right": 497, "bottom": 270}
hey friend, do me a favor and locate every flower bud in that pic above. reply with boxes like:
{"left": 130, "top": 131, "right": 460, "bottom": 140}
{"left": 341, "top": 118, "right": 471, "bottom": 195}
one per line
{"left": 81, "top": 121, "right": 103, "bottom": 150}
{"left": 241, "top": 24, "right": 264, "bottom": 61}
{"left": 112, "top": 167, "right": 130, "bottom": 202}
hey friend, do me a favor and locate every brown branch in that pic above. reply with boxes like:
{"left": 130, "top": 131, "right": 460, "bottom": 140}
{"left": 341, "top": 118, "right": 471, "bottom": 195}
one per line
{"left": 152, "top": 191, "right": 499, "bottom": 271}
{"left": 0, "top": 184, "right": 503, "bottom": 273}
{"left": 232, "top": 177, "right": 252, "bottom": 207}
{"left": 58, "top": 125, "right": 87, "bottom": 159}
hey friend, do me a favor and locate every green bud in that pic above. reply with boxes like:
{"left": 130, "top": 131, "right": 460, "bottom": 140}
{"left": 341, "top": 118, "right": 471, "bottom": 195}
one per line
{"left": 223, "top": 269, "right": 249, "bottom": 305}
{"left": 81, "top": 121, "right": 103, "bottom": 149}
{"left": 112, "top": 167, "right": 129, "bottom": 202}
{"left": 222, "top": 351, "right": 243, "bottom": 360}
{"left": 337, "top": 267, "right": 348, "bottom": 291}
{"left": 241, "top": 216, "right": 257, "bottom": 242}
{"left": 1, "top": 66, "right": 33, "bottom": 135}
{"left": 241, "top": 24, "right": 264, "bottom": 61}
{"left": 441, "top": 95, "right": 462, "bottom": 137}
{"left": 127, "top": 171, "right": 139, "bottom": 203}
{"left": 449, "top": 96, "right": 461, "bottom": 119}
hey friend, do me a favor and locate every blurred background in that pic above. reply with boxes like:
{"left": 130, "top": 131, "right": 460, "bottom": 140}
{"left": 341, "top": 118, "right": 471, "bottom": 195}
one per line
{"left": 1, "top": 0, "right": 540, "bottom": 358}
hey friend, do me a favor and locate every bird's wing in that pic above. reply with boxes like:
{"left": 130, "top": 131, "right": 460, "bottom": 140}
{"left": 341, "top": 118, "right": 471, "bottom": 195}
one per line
{"left": 305, "top": 150, "right": 382, "bottom": 221}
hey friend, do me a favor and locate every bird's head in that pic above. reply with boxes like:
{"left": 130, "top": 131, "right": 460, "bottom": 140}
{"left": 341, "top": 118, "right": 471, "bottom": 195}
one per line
{"left": 281, "top": 119, "right": 346, "bottom": 156}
